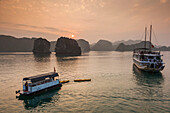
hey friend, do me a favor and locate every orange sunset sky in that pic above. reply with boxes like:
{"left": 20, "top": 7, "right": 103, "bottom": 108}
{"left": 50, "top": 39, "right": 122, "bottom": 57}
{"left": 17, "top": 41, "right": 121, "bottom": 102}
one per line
{"left": 0, "top": 0, "right": 169, "bottom": 45}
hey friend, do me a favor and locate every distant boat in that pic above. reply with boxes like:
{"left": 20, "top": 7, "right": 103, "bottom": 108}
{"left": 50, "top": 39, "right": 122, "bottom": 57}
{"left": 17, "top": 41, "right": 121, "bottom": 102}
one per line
{"left": 16, "top": 71, "right": 62, "bottom": 96}
{"left": 133, "top": 25, "right": 165, "bottom": 72}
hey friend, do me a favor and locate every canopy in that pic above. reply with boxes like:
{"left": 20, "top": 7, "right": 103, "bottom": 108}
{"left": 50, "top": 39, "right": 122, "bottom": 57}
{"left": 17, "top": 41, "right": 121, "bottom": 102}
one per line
{"left": 23, "top": 72, "right": 59, "bottom": 83}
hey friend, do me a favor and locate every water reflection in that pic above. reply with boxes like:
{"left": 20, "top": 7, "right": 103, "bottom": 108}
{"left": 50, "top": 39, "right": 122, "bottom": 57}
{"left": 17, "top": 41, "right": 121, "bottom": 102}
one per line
{"left": 34, "top": 54, "right": 51, "bottom": 62}
{"left": 133, "top": 64, "right": 164, "bottom": 86}
{"left": 132, "top": 64, "right": 164, "bottom": 98}
{"left": 56, "top": 57, "right": 78, "bottom": 62}
{"left": 16, "top": 89, "right": 60, "bottom": 110}
{"left": 56, "top": 57, "right": 79, "bottom": 79}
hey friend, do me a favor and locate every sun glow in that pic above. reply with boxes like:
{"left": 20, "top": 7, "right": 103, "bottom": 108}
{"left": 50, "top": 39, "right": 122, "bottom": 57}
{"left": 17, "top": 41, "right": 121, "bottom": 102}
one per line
{"left": 71, "top": 35, "right": 75, "bottom": 38}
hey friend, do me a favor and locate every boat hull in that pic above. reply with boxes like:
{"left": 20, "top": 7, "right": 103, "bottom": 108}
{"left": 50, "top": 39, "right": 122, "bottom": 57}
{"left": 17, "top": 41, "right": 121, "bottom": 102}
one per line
{"left": 133, "top": 62, "right": 164, "bottom": 73}
{"left": 19, "top": 83, "right": 62, "bottom": 96}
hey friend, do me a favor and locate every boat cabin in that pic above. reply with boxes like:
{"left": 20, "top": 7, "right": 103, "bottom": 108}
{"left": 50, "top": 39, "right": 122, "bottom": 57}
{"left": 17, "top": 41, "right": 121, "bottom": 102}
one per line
{"left": 22, "top": 72, "right": 60, "bottom": 95}
{"left": 133, "top": 48, "right": 162, "bottom": 62}
{"left": 133, "top": 48, "right": 164, "bottom": 71}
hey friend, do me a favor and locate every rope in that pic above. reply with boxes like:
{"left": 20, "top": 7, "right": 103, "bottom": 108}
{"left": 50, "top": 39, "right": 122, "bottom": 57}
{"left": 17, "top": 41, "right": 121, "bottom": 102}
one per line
{"left": 152, "top": 28, "right": 161, "bottom": 47}
{"left": 139, "top": 31, "right": 145, "bottom": 41}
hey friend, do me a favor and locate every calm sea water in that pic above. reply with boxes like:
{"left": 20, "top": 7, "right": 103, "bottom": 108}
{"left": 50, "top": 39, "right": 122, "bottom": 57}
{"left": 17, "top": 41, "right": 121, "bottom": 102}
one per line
{"left": 0, "top": 51, "right": 170, "bottom": 113}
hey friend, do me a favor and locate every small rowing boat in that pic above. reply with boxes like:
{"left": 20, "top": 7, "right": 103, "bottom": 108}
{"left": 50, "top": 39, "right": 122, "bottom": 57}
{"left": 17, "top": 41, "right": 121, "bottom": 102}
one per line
{"left": 60, "top": 80, "right": 69, "bottom": 83}
{"left": 74, "top": 79, "right": 91, "bottom": 82}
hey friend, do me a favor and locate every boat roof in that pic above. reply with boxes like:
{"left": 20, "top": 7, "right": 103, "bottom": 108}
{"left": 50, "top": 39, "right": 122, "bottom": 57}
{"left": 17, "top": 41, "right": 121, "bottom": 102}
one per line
{"left": 23, "top": 72, "right": 59, "bottom": 83}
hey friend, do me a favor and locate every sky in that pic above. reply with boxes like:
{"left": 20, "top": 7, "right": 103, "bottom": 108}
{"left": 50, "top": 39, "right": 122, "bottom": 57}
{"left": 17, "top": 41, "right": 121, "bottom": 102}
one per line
{"left": 0, "top": 0, "right": 169, "bottom": 45}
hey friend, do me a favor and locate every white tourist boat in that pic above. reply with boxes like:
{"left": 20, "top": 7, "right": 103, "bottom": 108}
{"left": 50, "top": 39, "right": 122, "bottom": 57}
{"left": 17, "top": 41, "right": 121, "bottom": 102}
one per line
{"left": 133, "top": 25, "right": 165, "bottom": 72}
{"left": 16, "top": 71, "right": 62, "bottom": 96}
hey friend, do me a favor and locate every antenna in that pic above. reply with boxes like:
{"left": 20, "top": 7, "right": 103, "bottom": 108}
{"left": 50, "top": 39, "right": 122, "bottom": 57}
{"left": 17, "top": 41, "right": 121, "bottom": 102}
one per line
{"left": 144, "top": 27, "right": 147, "bottom": 48}
{"left": 149, "top": 25, "right": 152, "bottom": 50}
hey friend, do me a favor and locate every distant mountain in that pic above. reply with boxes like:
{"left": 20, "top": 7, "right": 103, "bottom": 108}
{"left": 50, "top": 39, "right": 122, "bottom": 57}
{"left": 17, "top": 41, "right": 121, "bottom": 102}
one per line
{"left": 159, "top": 46, "right": 170, "bottom": 51}
{"left": 90, "top": 43, "right": 96, "bottom": 48}
{"left": 115, "top": 41, "right": 149, "bottom": 51}
{"left": 0, "top": 35, "right": 36, "bottom": 52}
{"left": 91, "top": 39, "right": 142, "bottom": 51}
{"left": 50, "top": 41, "right": 56, "bottom": 52}
{"left": 50, "top": 39, "right": 91, "bottom": 52}
{"left": 77, "top": 39, "right": 90, "bottom": 52}
{"left": 0, "top": 35, "right": 169, "bottom": 52}
{"left": 116, "top": 41, "right": 170, "bottom": 51}
{"left": 112, "top": 40, "right": 141, "bottom": 51}
{"left": 91, "top": 40, "right": 113, "bottom": 51}
{"left": 55, "top": 37, "right": 81, "bottom": 56}
{"left": 0, "top": 35, "right": 55, "bottom": 52}
{"left": 0, "top": 35, "right": 89, "bottom": 52}
{"left": 112, "top": 45, "right": 119, "bottom": 51}
{"left": 112, "top": 40, "right": 141, "bottom": 45}
{"left": 33, "top": 38, "right": 51, "bottom": 54}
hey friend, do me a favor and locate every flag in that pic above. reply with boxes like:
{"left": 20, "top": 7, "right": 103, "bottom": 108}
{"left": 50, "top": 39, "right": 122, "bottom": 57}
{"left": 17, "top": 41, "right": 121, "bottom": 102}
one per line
{"left": 54, "top": 67, "right": 56, "bottom": 73}
{"left": 152, "top": 45, "right": 154, "bottom": 48}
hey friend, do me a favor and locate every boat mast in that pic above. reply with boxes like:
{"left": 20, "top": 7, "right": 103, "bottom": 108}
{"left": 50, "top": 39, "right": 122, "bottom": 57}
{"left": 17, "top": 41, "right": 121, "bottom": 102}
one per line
{"left": 144, "top": 27, "right": 147, "bottom": 48}
{"left": 149, "top": 25, "right": 152, "bottom": 50}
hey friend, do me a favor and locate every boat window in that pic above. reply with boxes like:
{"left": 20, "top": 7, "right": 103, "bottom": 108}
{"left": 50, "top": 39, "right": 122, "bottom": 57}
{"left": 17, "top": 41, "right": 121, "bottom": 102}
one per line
{"left": 148, "top": 56, "right": 154, "bottom": 59}
{"left": 156, "top": 56, "right": 161, "bottom": 60}
{"left": 141, "top": 55, "right": 144, "bottom": 60}
{"left": 31, "top": 78, "right": 51, "bottom": 87}
{"left": 31, "top": 84, "right": 36, "bottom": 87}
{"left": 150, "top": 64, "right": 154, "bottom": 68}
{"left": 45, "top": 78, "right": 51, "bottom": 83}
{"left": 144, "top": 56, "right": 147, "bottom": 61}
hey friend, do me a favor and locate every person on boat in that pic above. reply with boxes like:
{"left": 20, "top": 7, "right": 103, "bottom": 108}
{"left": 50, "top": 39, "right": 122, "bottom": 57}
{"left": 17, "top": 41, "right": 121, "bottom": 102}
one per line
{"left": 25, "top": 81, "right": 28, "bottom": 91}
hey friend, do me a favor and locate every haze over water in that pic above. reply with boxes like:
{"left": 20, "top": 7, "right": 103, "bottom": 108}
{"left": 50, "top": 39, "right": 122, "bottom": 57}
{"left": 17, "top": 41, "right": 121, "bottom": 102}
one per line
{"left": 0, "top": 51, "right": 169, "bottom": 112}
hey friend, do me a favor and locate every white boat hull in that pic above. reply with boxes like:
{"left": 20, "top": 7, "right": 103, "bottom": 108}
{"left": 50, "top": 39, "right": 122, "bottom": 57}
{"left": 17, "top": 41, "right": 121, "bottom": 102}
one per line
{"left": 133, "top": 62, "right": 164, "bottom": 72}
{"left": 19, "top": 80, "right": 62, "bottom": 96}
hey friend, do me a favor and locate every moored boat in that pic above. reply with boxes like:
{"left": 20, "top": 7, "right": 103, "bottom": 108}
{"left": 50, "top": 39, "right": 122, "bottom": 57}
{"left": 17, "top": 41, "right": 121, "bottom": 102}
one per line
{"left": 133, "top": 25, "right": 165, "bottom": 72}
{"left": 60, "top": 80, "right": 70, "bottom": 83}
{"left": 74, "top": 79, "right": 91, "bottom": 82}
{"left": 16, "top": 72, "right": 62, "bottom": 96}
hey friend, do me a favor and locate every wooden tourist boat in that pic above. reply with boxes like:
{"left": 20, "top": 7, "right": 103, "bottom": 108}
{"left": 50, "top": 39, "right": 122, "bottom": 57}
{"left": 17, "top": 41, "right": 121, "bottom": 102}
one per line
{"left": 16, "top": 72, "right": 62, "bottom": 96}
{"left": 133, "top": 25, "right": 165, "bottom": 72}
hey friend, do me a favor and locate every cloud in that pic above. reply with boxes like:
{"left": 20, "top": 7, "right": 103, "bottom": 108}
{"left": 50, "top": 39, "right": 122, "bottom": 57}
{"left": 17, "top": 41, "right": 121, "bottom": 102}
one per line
{"left": 15, "top": 24, "right": 40, "bottom": 29}
{"left": 0, "top": 22, "right": 11, "bottom": 24}
{"left": 44, "top": 27, "right": 73, "bottom": 34}
{"left": 0, "top": 22, "right": 74, "bottom": 35}
{"left": 0, "top": 27, "right": 60, "bottom": 41}
{"left": 160, "top": 0, "right": 166, "bottom": 3}
{"left": 133, "top": 3, "right": 139, "bottom": 8}
{"left": 14, "top": 24, "right": 74, "bottom": 34}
